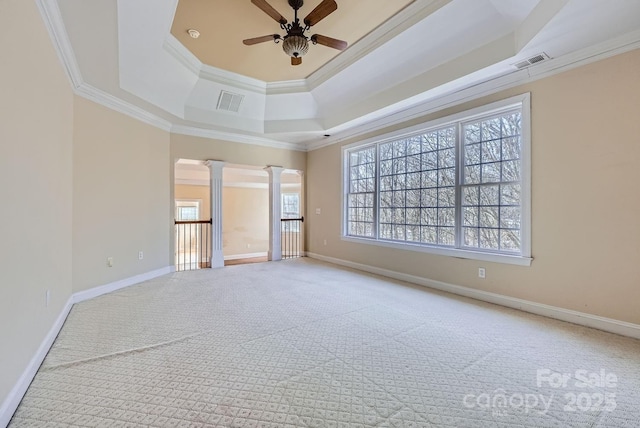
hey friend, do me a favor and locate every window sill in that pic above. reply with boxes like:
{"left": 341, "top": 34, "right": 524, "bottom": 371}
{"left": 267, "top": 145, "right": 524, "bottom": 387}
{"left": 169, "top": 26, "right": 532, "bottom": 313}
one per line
{"left": 341, "top": 236, "right": 533, "bottom": 266}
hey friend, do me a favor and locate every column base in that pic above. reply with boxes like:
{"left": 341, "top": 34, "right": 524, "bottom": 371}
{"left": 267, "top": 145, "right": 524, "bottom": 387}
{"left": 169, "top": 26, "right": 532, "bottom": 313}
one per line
{"left": 211, "top": 250, "right": 225, "bottom": 268}
{"left": 268, "top": 251, "right": 282, "bottom": 262}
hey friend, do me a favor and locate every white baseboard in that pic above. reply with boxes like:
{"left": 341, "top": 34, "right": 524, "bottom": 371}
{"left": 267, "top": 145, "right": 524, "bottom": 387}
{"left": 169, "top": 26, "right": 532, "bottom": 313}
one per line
{"left": 224, "top": 252, "right": 267, "bottom": 261}
{"left": 0, "top": 297, "right": 73, "bottom": 428}
{"left": 306, "top": 252, "right": 640, "bottom": 340}
{"left": 0, "top": 265, "right": 175, "bottom": 426}
{"left": 73, "top": 266, "right": 174, "bottom": 303}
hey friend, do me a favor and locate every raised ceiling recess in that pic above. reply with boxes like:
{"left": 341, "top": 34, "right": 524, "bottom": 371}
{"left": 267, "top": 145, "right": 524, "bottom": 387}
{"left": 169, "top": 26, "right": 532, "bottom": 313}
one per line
{"left": 243, "top": 0, "right": 348, "bottom": 67}
{"left": 170, "top": 0, "right": 414, "bottom": 81}
{"left": 47, "top": 0, "right": 640, "bottom": 150}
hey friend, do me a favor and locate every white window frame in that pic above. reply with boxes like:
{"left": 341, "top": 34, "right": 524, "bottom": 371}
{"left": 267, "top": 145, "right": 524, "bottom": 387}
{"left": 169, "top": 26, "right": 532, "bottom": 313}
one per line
{"left": 175, "top": 199, "right": 202, "bottom": 220}
{"left": 282, "top": 193, "right": 301, "bottom": 218}
{"left": 341, "top": 93, "right": 532, "bottom": 266}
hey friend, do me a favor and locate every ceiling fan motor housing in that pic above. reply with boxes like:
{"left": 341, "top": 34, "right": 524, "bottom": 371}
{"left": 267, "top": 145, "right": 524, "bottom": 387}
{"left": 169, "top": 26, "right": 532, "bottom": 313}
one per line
{"left": 283, "top": 35, "right": 309, "bottom": 58}
{"left": 245, "top": 0, "right": 346, "bottom": 65}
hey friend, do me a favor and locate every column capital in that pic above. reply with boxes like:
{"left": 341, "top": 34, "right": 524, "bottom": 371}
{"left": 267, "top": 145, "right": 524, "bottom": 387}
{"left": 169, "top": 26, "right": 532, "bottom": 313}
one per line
{"left": 205, "top": 160, "right": 226, "bottom": 172}
{"left": 264, "top": 166, "right": 285, "bottom": 178}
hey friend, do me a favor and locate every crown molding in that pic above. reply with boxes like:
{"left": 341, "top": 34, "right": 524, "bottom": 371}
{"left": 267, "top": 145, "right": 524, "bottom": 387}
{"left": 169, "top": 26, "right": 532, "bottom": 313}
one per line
{"left": 76, "top": 84, "right": 172, "bottom": 131}
{"left": 35, "top": 0, "right": 83, "bottom": 88}
{"left": 164, "top": 34, "right": 268, "bottom": 94}
{"left": 266, "top": 79, "right": 310, "bottom": 95}
{"left": 164, "top": 33, "right": 308, "bottom": 95}
{"left": 37, "top": 0, "right": 172, "bottom": 131}
{"left": 171, "top": 125, "right": 306, "bottom": 152}
{"left": 525, "top": 28, "right": 640, "bottom": 81}
{"left": 37, "top": 0, "right": 640, "bottom": 154}
{"left": 199, "top": 64, "right": 267, "bottom": 95}
{"left": 159, "top": 0, "right": 454, "bottom": 96}
{"left": 306, "top": 29, "right": 640, "bottom": 152}
{"left": 163, "top": 34, "right": 202, "bottom": 77}
{"left": 305, "top": 0, "right": 453, "bottom": 91}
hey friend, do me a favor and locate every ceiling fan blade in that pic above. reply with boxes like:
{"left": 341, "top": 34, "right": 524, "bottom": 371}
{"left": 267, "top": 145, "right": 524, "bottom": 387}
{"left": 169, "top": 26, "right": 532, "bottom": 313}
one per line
{"left": 291, "top": 57, "right": 302, "bottom": 66}
{"left": 304, "top": 0, "right": 337, "bottom": 27}
{"left": 251, "top": 0, "right": 287, "bottom": 24}
{"left": 311, "top": 34, "right": 347, "bottom": 50}
{"left": 243, "top": 34, "right": 281, "bottom": 45}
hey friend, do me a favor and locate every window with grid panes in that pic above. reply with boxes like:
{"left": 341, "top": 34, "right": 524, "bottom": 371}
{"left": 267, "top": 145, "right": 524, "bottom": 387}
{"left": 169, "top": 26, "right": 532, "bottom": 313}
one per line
{"left": 343, "top": 95, "right": 529, "bottom": 263}
{"left": 462, "top": 111, "right": 522, "bottom": 253}
{"left": 346, "top": 146, "right": 376, "bottom": 237}
{"left": 378, "top": 128, "right": 457, "bottom": 246}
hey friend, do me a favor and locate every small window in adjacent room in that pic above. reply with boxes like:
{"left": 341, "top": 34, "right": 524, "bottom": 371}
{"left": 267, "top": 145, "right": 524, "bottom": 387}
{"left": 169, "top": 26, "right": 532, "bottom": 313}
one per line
{"left": 282, "top": 193, "right": 301, "bottom": 232}
{"left": 175, "top": 200, "right": 201, "bottom": 220}
{"left": 342, "top": 94, "right": 531, "bottom": 266}
{"left": 282, "top": 193, "right": 300, "bottom": 218}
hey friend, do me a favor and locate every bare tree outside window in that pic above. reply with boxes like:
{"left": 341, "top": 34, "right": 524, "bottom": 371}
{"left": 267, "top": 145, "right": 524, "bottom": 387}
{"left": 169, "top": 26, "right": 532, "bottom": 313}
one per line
{"left": 462, "top": 111, "right": 521, "bottom": 253}
{"left": 347, "top": 146, "right": 376, "bottom": 237}
{"left": 344, "top": 103, "right": 525, "bottom": 258}
{"left": 379, "top": 128, "right": 456, "bottom": 246}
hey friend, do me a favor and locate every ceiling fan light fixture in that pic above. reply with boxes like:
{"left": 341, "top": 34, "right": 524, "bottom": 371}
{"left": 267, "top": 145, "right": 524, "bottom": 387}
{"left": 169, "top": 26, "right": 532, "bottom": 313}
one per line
{"left": 282, "top": 35, "right": 309, "bottom": 58}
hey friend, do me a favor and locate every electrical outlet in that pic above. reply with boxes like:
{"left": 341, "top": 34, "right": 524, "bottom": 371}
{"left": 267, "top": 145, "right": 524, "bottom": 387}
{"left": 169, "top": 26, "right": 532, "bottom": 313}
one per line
{"left": 107, "top": 257, "right": 114, "bottom": 267}
{"left": 247, "top": 243, "right": 251, "bottom": 249}
{"left": 323, "top": 239, "right": 327, "bottom": 246}
{"left": 316, "top": 208, "right": 321, "bottom": 215}
{"left": 45, "top": 290, "right": 50, "bottom": 307}
{"left": 478, "top": 267, "right": 486, "bottom": 279}
{"left": 138, "top": 251, "right": 144, "bottom": 260}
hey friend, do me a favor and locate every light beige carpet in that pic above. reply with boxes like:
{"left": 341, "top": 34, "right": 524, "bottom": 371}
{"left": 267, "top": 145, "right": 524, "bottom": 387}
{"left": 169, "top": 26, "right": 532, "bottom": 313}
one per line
{"left": 9, "top": 258, "right": 640, "bottom": 427}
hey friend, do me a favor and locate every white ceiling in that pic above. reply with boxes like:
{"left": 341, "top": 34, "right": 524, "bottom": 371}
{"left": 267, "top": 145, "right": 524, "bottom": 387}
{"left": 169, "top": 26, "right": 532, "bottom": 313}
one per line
{"left": 44, "top": 0, "right": 640, "bottom": 151}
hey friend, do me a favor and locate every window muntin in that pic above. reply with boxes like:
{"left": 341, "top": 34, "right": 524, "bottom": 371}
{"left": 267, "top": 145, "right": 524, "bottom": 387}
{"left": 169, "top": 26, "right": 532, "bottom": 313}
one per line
{"left": 282, "top": 193, "right": 301, "bottom": 232}
{"left": 282, "top": 193, "right": 300, "bottom": 218}
{"left": 347, "top": 146, "right": 376, "bottom": 238}
{"left": 378, "top": 128, "right": 457, "bottom": 246}
{"left": 462, "top": 111, "right": 522, "bottom": 253}
{"left": 344, "top": 100, "right": 527, "bottom": 260}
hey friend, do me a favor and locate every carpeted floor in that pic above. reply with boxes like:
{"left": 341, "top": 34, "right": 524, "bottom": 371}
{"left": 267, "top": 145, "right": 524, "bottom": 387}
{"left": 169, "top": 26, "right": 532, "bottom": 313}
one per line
{"left": 9, "top": 258, "right": 640, "bottom": 427}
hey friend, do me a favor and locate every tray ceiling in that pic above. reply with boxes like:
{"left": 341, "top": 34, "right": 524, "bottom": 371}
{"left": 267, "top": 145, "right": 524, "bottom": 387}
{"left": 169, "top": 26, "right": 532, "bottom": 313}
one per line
{"left": 47, "top": 0, "right": 640, "bottom": 150}
{"left": 171, "top": 0, "right": 414, "bottom": 82}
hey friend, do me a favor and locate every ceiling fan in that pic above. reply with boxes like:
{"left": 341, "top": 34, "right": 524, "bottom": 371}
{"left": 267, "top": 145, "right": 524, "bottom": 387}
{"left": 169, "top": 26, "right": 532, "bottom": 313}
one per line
{"left": 243, "top": 0, "right": 348, "bottom": 66}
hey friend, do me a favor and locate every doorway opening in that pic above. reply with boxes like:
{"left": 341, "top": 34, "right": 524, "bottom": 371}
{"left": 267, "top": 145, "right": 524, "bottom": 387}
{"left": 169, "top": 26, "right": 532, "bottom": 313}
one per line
{"left": 281, "top": 170, "right": 304, "bottom": 259}
{"left": 174, "top": 160, "right": 211, "bottom": 271}
{"left": 222, "top": 165, "right": 269, "bottom": 266}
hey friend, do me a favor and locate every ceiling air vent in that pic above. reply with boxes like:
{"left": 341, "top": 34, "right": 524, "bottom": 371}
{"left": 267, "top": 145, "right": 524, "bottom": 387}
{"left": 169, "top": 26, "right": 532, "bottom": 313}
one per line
{"left": 217, "top": 90, "right": 244, "bottom": 113}
{"left": 513, "top": 52, "right": 550, "bottom": 70}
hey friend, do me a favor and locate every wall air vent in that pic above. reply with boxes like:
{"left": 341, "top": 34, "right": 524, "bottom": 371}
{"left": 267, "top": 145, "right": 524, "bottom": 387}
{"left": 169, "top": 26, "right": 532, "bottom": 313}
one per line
{"left": 513, "top": 52, "right": 551, "bottom": 70}
{"left": 217, "top": 90, "right": 244, "bottom": 113}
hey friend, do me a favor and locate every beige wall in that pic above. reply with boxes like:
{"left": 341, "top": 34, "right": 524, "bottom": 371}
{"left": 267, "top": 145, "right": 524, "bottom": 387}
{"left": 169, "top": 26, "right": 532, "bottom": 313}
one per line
{"left": 0, "top": 0, "right": 74, "bottom": 409}
{"left": 307, "top": 48, "right": 640, "bottom": 325}
{"left": 170, "top": 134, "right": 306, "bottom": 171}
{"left": 174, "top": 184, "right": 270, "bottom": 258}
{"left": 223, "top": 187, "right": 269, "bottom": 256}
{"left": 170, "top": 134, "right": 306, "bottom": 261}
{"left": 72, "top": 97, "right": 171, "bottom": 292}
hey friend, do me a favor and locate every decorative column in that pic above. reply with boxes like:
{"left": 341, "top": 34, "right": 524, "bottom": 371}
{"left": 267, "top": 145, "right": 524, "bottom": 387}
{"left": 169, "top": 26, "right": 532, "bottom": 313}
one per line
{"left": 206, "top": 160, "right": 225, "bottom": 268}
{"left": 265, "top": 166, "right": 284, "bottom": 261}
